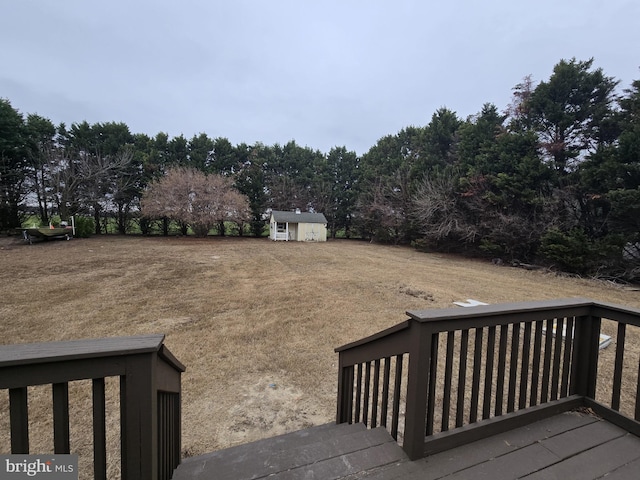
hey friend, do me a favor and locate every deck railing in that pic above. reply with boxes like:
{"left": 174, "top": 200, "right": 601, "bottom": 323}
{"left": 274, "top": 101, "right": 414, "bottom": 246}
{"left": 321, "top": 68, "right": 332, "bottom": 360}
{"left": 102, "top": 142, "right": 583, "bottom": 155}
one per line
{"left": 0, "top": 334, "right": 185, "bottom": 480}
{"left": 336, "top": 298, "right": 640, "bottom": 460}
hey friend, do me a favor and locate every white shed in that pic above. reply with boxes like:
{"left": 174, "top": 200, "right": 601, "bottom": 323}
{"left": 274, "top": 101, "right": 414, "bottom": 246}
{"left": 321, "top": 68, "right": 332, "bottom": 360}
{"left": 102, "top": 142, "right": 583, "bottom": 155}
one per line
{"left": 269, "top": 210, "right": 328, "bottom": 241}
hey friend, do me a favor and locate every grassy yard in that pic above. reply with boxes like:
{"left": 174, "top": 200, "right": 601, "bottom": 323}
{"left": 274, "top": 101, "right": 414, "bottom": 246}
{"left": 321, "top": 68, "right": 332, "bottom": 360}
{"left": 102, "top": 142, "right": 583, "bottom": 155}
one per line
{"left": 1, "top": 235, "right": 639, "bottom": 471}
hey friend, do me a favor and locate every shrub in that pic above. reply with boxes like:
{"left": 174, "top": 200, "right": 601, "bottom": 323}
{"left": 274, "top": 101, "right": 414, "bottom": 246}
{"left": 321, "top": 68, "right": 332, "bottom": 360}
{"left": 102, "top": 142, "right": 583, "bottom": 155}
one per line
{"left": 540, "top": 228, "right": 594, "bottom": 273}
{"left": 73, "top": 216, "right": 95, "bottom": 238}
{"left": 540, "top": 228, "right": 626, "bottom": 276}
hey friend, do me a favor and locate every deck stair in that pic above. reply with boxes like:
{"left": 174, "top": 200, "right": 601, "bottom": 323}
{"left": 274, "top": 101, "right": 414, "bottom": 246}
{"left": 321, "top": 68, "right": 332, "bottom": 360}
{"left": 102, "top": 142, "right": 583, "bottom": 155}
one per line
{"left": 170, "top": 422, "right": 410, "bottom": 479}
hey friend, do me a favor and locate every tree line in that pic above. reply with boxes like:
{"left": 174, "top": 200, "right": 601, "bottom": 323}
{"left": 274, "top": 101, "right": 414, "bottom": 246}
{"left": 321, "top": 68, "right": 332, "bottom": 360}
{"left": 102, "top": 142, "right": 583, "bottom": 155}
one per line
{"left": 1, "top": 58, "right": 638, "bottom": 280}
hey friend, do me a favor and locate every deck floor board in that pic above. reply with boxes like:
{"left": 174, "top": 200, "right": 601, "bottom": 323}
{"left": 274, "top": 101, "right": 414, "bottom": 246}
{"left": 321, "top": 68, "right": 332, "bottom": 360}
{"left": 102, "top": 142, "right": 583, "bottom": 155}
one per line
{"left": 171, "top": 412, "right": 640, "bottom": 480}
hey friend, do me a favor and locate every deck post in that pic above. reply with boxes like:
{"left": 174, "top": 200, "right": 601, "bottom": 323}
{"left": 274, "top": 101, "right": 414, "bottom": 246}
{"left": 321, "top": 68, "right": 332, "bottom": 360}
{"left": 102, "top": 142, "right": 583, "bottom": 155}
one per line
{"left": 9, "top": 387, "right": 29, "bottom": 454}
{"left": 336, "top": 361, "right": 354, "bottom": 424}
{"left": 403, "top": 320, "right": 432, "bottom": 460}
{"left": 570, "top": 315, "right": 601, "bottom": 399}
{"left": 121, "top": 352, "right": 158, "bottom": 480}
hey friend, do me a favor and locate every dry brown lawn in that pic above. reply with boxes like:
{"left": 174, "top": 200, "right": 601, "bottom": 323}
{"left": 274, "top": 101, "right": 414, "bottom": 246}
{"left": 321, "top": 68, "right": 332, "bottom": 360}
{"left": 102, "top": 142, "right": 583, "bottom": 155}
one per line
{"left": 1, "top": 235, "right": 639, "bottom": 469}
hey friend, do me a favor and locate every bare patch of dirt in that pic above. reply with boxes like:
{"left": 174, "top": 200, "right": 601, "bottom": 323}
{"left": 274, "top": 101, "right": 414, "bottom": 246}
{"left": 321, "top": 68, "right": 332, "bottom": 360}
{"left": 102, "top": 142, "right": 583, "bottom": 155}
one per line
{"left": 223, "top": 375, "right": 327, "bottom": 449}
{"left": 398, "top": 283, "right": 435, "bottom": 301}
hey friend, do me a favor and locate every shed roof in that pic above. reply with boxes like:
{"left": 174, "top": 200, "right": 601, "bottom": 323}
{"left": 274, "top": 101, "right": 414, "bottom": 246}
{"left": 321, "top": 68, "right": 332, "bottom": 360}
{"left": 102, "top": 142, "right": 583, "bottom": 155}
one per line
{"left": 271, "top": 210, "right": 327, "bottom": 224}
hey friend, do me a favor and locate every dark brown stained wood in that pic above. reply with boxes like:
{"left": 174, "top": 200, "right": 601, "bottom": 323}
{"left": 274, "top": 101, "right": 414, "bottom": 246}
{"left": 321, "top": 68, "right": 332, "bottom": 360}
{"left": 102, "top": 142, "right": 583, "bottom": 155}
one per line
{"left": 412, "top": 412, "right": 599, "bottom": 480}
{"left": 560, "top": 316, "right": 574, "bottom": 398}
{"left": 519, "top": 322, "right": 532, "bottom": 410}
{"left": 507, "top": 323, "right": 520, "bottom": 413}
{"left": 345, "top": 367, "right": 354, "bottom": 424}
{"left": 495, "top": 324, "right": 508, "bottom": 416}
{"left": 52, "top": 382, "right": 70, "bottom": 454}
{"left": 523, "top": 434, "right": 640, "bottom": 480}
{"left": 1, "top": 335, "right": 184, "bottom": 480}
{"left": 612, "top": 321, "right": 627, "bottom": 411}
{"left": 391, "top": 355, "right": 402, "bottom": 440}
{"left": 585, "top": 397, "right": 640, "bottom": 439}
{"left": 470, "top": 327, "right": 483, "bottom": 424}
{"left": 438, "top": 417, "right": 640, "bottom": 480}
{"left": 274, "top": 441, "right": 406, "bottom": 480}
{"left": 586, "top": 315, "right": 602, "bottom": 398}
{"left": 158, "top": 344, "right": 186, "bottom": 373}
{"left": 178, "top": 423, "right": 365, "bottom": 462}
{"left": 121, "top": 353, "right": 158, "bottom": 480}
{"left": 158, "top": 394, "right": 167, "bottom": 480}
{"left": 380, "top": 357, "right": 390, "bottom": 428}
{"left": 541, "top": 317, "right": 554, "bottom": 402}
{"left": 570, "top": 315, "right": 587, "bottom": 396}
{"left": 172, "top": 424, "right": 404, "bottom": 480}
{"left": 371, "top": 359, "right": 380, "bottom": 428}
{"left": 93, "top": 378, "right": 107, "bottom": 480}
{"left": 442, "top": 331, "right": 455, "bottom": 431}
{"left": 175, "top": 393, "right": 182, "bottom": 477}
{"left": 331, "top": 299, "right": 640, "bottom": 469}
{"left": 595, "top": 456, "right": 640, "bottom": 480}
{"left": 349, "top": 460, "right": 427, "bottom": 479}
{"left": 335, "top": 320, "right": 411, "bottom": 355}
{"left": 9, "top": 387, "right": 28, "bottom": 453}
{"left": 438, "top": 442, "right": 559, "bottom": 480}
{"left": 403, "top": 323, "right": 433, "bottom": 460}
{"left": 336, "top": 364, "right": 354, "bottom": 424}
{"left": 422, "top": 395, "right": 584, "bottom": 458}
{"left": 456, "top": 329, "right": 469, "bottom": 428}
{"left": 363, "top": 361, "right": 371, "bottom": 426}
{"left": 482, "top": 326, "right": 496, "bottom": 420}
{"left": 530, "top": 320, "right": 543, "bottom": 406}
{"left": 119, "top": 372, "right": 128, "bottom": 479}
{"left": 591, "top": 301, "right": 640, "bottom": 327}
{"left": 406, "top": 298, "right": 596, "bottom": 323}
{"left": 0, "top": 334, "right": 166, "bottom": 367}
{"left": 537, "top": 418, "right": 627, "bottom": 458}
{"left": 158, "top": 392, "right": 180, "bottom": 480}
{"left": 426, "top": 332, "right": 439, "bottom": 436}
{"left": 355, "top": 363, "right": 362, "bottom": 422}
{"left": 156, "top": 354, "right": 183, "bottom": 393}
{"left": 441, "top": 420, "right": 630, "bottom": 480}
{"left": 550, "top": 316, "right": 565, "bottom": 400}
{"left": 0, "top": 357, "right": 126, "bottom": 389}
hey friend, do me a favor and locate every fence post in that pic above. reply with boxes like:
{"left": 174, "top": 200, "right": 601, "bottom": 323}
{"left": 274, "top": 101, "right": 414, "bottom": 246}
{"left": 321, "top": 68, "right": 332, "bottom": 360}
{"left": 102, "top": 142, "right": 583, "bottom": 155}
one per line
{"left": 403, "top": 320, "right": 432, "bottom": 460}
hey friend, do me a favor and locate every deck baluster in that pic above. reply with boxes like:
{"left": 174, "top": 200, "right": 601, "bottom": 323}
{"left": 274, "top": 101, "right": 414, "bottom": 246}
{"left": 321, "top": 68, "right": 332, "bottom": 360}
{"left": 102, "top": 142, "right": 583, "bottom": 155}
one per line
{"left": 519, "top": 322, "right": 532, "bottom": 410}
{"left": 52, "top": 382, "right": 70, "bottom": 454}
{"left": 507, "top": 323, "right": 520, "bottom": 413}
{"left": 335, "top": 299, "right": 640, "bottom": 461}
{"left": 612, "top": 322, "right": 627, "bottom": 411}
{"left": 456, "top": 329, "right": 469, "bottom": 428}
{"left": 482, "top": 326, "right": 496, "bottom": 420}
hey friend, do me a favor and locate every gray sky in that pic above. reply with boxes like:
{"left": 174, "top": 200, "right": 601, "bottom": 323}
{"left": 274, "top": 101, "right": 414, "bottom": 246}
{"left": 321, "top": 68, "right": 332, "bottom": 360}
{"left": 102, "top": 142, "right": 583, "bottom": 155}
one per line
{"left": 2, "top": 1, "right": 638, "bottom": 155}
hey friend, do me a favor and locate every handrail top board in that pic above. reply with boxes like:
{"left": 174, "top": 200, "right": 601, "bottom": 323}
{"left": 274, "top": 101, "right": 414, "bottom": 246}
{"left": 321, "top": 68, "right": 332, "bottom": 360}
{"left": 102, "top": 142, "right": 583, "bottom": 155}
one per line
{"left": 405, "top": 297, "right": 640, "bottom": 322}
{"left": 336, "top": 298, "right": 640, "bottom": 353}
{"left": 335, "top": 319, "right": 411, "bottom": 352}
{"left": 0, "top": 334, "right": 174, "bottom": 368}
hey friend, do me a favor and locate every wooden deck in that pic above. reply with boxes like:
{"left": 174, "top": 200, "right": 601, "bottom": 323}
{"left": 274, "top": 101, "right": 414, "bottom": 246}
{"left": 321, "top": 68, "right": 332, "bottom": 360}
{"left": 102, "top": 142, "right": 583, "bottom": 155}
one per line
{"left": 171, "top": 410, "right": 640, "bottom": 479}
{"left": 4, "top": 300, "right": 640, "bottom": 479}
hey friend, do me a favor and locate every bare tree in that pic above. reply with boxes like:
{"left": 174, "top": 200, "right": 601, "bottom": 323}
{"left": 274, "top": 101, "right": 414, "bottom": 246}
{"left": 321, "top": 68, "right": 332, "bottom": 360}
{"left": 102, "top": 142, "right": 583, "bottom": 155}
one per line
{"left": 141, "top": 167, "right": 251, "bottom": 236}
{"left": 76, "top": 149, "right": 135, "bottom": 234}
{"left": 411, "top": 172, "right": 479, "bottom": 245}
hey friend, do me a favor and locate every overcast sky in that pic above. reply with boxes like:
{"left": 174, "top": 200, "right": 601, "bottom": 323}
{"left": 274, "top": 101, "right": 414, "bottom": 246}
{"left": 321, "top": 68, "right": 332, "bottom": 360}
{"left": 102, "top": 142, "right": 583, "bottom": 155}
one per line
{"left": 2, "top": 1, "right": 638, "bottom": 155}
